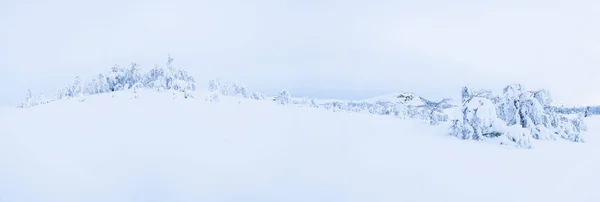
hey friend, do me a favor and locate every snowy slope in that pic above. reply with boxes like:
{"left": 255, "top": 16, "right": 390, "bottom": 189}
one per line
{"left": 1, "top": 91, "right": 600, "bottom": 202}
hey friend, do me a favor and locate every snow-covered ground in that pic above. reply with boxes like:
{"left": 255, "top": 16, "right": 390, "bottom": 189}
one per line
{"left": 1, "top": 90, "right": 599, "bottom": 202}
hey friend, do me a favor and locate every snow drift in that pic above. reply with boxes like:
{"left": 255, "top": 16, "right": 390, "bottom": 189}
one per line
{"left": 1, "top": 90, "right": 600, "bottom": 202}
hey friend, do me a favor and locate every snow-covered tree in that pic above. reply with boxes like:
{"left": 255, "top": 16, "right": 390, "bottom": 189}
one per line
{"left": 274, "top": 89, "right": 291, "bottom": 105}
{"left": 95, "top": 74, "right": 110, "bottom": 94}
{"left": 16, "top": 89, "right": 34, "bottom": 108}
{"left": 70, "top": 76, "right": 83, "bottom": 97}
{"left": 496, "top": 85, "right": 584, "bottom": 142}
{"left": 452, "top": 85, "right": 586, "bottom": 148}
{"left": 415, "top": 98, "right": 452, "bottom": 125}
{"left": 232, "top": 83, "right": 249, "bottom": 98}
{"left": 450, "top": 89, "right": 532, "bottom": 148}
{"left": 207, "top": 79, "right": 220, "bottom": 93}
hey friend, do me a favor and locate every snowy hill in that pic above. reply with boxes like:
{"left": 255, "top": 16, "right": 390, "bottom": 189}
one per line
{"left": 1, "top": 90, "right": 600, "bottom": 202}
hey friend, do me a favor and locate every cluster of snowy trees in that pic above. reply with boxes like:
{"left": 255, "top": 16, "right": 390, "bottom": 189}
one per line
{"left": 205, "top": 79, "right": 266, "bottom": 103}
{"left": 450, "top": 85, "right": 587, "bottom": 148}
{"left": 553, "top": 105, "right": 600, "bottom": 117}
{"left": 206, "top": 79, "right": 453, "bottom": 125}
{"left": 312, "top": 98, "right": 452, "bottom": 124}
{"left": 17, "top": 56, "right": 196, "bottom": 108}
{"left": 15, "top": 89, "right": 51, "bottom": 108}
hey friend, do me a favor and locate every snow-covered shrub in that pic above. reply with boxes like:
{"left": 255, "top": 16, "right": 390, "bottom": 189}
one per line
{"left": 250, "top": 92, "right": 265, "bottom": 100}
{"left": 232, "top": 83, "right": 248, "bottom": 98}
{"left": 183, "top": 89, "right": 194, "bottom": 99}
{"left": 206, "top": 79, "right": 264, "bottom": 102}
{"left": 130, "top": 82, "right": 144, "bottom": 99}
{"left": 274, "top": 89, "right": 291, "bottom": 105}
{"left": 206, "top": 92, "right": 220, "bottom": 102}
{"left": 207, "top": 79, "right": 220, "bottom": 93}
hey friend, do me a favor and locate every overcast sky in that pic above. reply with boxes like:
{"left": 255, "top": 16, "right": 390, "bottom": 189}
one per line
{"left": 1, "top": 0, "right": 600, "bottom": 106}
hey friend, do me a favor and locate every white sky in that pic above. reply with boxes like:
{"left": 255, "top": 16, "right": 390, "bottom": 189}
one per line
{"left": 1, "top": 0, "right": 599, "bottom": 106}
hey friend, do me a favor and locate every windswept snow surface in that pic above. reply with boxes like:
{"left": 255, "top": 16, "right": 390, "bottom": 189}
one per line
{"left": 1, "top": 91, "right": 600, "bottom": 202}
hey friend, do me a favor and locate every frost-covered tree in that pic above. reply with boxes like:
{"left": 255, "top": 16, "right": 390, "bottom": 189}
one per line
{"left": 496, "top": 85, "right": 585, "bottom": 142}
{"left": 452, "top": 85, "right": 586, "bottom": 148}
{"left": 450, "top": 87, "right": 532, "bottom": 148}
{"left": 148, "top": 56, "right": 196, "bottom": 92}
{"left": 16, "top": 89, "right": 34, "bottom": 108}
{"left": 274, "top": 89, "right": 291, "bottom": 105}
{"left": 96, "top": 74, "right": 110, "bottom": 94}
{"left": 106, "top": 66, "right": 126, "bottom": 92}
{"left": 70, "top": 76, "right": 83, "bottom": 97}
